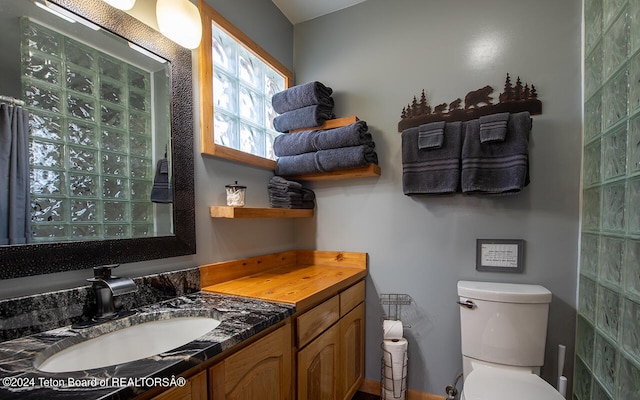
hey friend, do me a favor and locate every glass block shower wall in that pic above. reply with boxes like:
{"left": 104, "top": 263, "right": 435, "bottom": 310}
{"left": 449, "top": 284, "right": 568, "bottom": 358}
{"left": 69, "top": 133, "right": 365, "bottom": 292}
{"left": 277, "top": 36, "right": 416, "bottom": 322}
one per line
{"left": 575, "top": 0, "right": 640, "bottom": 399}
{"left": 21, "top": 19, "right": 155, "bottom": 242}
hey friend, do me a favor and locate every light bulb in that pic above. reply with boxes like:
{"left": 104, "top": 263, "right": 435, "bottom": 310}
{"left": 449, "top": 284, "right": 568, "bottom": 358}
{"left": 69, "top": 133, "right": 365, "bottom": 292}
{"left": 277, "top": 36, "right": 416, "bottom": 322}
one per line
{"left": 156, "top": 0, "right": 202, "bottom": 49}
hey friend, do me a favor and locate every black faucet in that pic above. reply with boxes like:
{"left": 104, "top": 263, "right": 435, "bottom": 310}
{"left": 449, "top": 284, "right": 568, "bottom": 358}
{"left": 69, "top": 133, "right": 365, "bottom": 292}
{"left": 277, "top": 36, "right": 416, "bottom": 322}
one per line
{"left": 88, "top": 264, "right": 138, "bottom": 321}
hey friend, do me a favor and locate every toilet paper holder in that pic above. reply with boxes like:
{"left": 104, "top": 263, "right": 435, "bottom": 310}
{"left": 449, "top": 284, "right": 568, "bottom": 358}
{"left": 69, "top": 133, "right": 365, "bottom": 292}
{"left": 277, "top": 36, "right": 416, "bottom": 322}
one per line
{"left": 380, "top": 294, "right": 411, "bottom": 400}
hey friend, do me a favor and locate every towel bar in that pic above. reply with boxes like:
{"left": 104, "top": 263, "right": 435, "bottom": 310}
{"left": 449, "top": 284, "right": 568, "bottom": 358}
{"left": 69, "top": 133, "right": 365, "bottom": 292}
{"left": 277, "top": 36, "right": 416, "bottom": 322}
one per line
{"left": 398, "top": 73, "right": 542, "bottom": 132}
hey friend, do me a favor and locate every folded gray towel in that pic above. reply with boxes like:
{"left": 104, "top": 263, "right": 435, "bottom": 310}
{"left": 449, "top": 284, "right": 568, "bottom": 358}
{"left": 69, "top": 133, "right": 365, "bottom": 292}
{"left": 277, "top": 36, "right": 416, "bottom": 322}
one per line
{"left": 269, "top": 176, "right": 303, "bottom": 191}
{"left": 273, "top": 121, "right": 371, "bottom": 156}
{"left": 301, "top": 187, "right": 315, "bottom": 201}
{"left": 418, "top": 121, "right": 445, "bottom": 149}
{"left": 402, "top": 122, "right": 463, "bottom": 195}
{"left": 275, "top": 144, "right": 378, "bottom": 176}
{"left": 270, "top": 200, "right": 315, "bottom": 209}
{"left": 461, "top": 112, "right": 531, "bottom": 195}
{"left": 267, "top": 175, "right": 315, "bottom": 209}
{"left": 150, "top": 158, "right": 172, "bottom": 203}
{"left": 479, "top": 112, "right": 510, "bottom": 143}
{"left": 269, "top": 192, "right": 303, "bottom": 201}
{"left": 273, "top": 105, "right": 335, "bottom": 133}
{"left": 272, "top": 81, "right": 334, "bottom": 114}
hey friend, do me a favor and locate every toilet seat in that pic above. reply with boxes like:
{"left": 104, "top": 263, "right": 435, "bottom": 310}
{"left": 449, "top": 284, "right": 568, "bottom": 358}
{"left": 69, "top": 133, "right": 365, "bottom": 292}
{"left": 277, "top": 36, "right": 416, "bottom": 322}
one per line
{"left": 461, "top": 367, "right": 565, "bottom": 400}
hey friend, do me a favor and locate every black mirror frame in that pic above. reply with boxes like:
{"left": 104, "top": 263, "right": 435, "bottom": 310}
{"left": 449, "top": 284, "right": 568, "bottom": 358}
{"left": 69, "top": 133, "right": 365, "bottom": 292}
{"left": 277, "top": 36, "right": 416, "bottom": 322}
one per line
{"left": 0, "top": 0, "right": 196, "bottom": 279}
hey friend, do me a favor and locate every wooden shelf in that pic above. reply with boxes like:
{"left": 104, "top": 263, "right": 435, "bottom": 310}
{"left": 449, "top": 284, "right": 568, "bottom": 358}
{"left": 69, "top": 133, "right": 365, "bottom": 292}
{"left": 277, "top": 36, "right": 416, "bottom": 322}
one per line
{"left": 210, "top": 206, "right": 314, "bottom": 219}
{"left": 284, "top": 163, "right": 381, "bottom": 182}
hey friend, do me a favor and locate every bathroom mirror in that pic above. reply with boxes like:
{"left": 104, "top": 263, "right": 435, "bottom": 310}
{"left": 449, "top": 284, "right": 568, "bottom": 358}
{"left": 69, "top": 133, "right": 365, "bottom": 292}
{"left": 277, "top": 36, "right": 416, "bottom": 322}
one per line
{"left": 0, "top": 0, "right": 195, "bottom": 279}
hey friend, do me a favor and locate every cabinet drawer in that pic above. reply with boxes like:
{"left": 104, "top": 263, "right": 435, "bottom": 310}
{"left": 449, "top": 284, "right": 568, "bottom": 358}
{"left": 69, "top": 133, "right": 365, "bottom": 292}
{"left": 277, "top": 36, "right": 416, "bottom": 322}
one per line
{"left": 340, "top": 280, "right": 365, "bottom": 317}
{"left": 297, "top": 295, "right": 339, "bottom": 348}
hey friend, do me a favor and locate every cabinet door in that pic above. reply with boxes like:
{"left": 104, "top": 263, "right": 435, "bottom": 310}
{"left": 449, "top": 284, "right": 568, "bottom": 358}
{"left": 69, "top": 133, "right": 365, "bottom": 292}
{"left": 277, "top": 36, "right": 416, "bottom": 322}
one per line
{"left": 339, "top": 303, "right": 365, "bottom": 400}
{"left": 297, "top": 323, "right": 339, "bottom": 400}
{"left": 210, "top": 324, "right": 292, "bottom": 400}
{"left": 151, "top": 370, "right": 207, "bottom": 400}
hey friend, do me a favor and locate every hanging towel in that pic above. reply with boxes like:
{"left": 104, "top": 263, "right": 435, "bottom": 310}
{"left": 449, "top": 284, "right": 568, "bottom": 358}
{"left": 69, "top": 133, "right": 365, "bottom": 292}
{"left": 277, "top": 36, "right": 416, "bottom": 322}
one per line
{"left": 271, "top": 81, "right": 334, "bottom": 114}
{"left": 478, "top": 112, "right": 510, "bottom": 143}
{"left": 0, "top": 104, "right": 31, "bottom": 245}
{"left": 275, "top": 144, "right": 378, "bottom": 176}
{"left": 418, "top": 121, "right": 445, "bottom": 149}
{"left": 150, "top": 158, "right": 173, "bottom": 203}
{"left": 273, "top": 121, "right": 371, "bottom": 156}
{"left": 401, "top": 121, "right": 463, "bottom": 195}
{"left": 461, "top": 111, "right": 531, "bottom": 195}
{"left": 273, "top": 104, "right": 335, "bottom": 133}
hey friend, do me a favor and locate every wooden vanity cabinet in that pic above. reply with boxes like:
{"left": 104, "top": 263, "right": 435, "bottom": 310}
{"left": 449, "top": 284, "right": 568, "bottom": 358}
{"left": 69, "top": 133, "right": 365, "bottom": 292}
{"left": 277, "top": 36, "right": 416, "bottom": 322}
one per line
{"left": 209, "top": 323, "right": 293, "bottom": 400}
{"left": 295, "top": 280, "right": 365, "bottom": 400}
{"left": 150, "top": 370, "right": 207, "bottom": 400}
{"left": 339, "top": 302, "right": 365, "bottom": 399}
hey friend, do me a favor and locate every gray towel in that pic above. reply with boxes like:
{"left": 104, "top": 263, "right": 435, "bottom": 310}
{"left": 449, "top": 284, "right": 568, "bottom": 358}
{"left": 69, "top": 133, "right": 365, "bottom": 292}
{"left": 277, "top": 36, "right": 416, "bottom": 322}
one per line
{"left": 479, "top": 112, "right": 510, "bottom": 143}
{"left": 271, "top": 81, "right": 334, "bottom": 114}
{"left": 268, "top": 176, "right": 303, "bottom": 191}
{"left": 268, "top": 176, "right": 315, "bottom": 209}
{"left": 270, "top": 200, "right": 315, "bottom": 209}
{"left": 269, "top": 192, "right": 303, "bottom": 201}
{"left": 461, "top": 112, "right": 531, "bottom": 195}
{"left": 301, "top": 187, "right": 315, "bottom": 201}
{"left": 275, "top": 144, "right": 378, "bottom": 176}
{"left": 418, "top": 121, "right": 445, "bottom": 149}
{"left": 273, "top": 104, "right": 335, "bottom": 133}
{"left": 402, "top": 122, "right": 463, "bottom": 195}
{"left": 273, "top": 121, "right": 371, "bottom": 156}
{"left": 150, "top": 158, "right": 172, "bottom": 203}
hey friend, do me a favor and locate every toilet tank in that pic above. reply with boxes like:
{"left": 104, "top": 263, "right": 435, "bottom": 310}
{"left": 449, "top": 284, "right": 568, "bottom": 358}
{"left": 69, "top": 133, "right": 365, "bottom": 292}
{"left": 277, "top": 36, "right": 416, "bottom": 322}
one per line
{"left": 457, "top": 281, "right": 552, "bottom": 368}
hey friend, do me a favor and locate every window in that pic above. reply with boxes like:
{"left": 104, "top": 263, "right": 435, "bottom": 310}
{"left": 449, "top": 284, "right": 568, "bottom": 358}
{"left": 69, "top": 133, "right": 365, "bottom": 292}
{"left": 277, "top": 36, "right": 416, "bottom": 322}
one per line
{"left": 199, "top": 1, "right": 293, "bottom": 169}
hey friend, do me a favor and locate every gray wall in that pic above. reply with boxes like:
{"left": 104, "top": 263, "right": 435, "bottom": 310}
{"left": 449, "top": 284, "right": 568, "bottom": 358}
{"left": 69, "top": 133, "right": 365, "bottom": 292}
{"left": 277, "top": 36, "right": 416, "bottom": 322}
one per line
{"left": 0, "top": 0, "right": 295, "bottom": 297}
{"left": 291, "top": 0, "right": 582, "bottom": 395}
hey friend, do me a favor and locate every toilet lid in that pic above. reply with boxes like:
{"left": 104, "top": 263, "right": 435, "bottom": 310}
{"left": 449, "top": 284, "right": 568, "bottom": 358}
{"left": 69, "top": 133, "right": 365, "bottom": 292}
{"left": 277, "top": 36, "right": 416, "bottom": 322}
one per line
{"left": 462, "top": 368, "right": 565, "bottom": 400}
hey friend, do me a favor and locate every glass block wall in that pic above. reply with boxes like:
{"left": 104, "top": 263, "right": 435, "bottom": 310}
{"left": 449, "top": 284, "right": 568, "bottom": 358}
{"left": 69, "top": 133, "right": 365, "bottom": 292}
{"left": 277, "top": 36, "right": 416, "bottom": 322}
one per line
{"left": 575, "top": 0, "right": 640, "bottom": 398}
{"left": 21, "top": 19, "right": 155, "bottom": 241}
{"left": 210, "top": 22, "right": 286, "bottom": 160}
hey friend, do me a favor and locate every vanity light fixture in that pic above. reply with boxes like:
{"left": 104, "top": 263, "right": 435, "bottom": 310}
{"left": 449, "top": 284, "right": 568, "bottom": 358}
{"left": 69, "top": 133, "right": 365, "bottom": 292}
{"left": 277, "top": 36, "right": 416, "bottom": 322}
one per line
{"left": 35, "top": 1, "right": 101, "bottom": 30}
{"left": 102, "top": 0, "right": 137, "bottom": 11}
{"left": 156, "top": 0, "right": 202, "bottom": 49}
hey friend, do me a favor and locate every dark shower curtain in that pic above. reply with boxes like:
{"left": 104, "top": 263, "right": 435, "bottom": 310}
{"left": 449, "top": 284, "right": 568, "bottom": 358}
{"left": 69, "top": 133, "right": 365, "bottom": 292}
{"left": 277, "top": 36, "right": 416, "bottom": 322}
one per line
{"left": 0, "top": 103, "right": 31, "bottom": 245}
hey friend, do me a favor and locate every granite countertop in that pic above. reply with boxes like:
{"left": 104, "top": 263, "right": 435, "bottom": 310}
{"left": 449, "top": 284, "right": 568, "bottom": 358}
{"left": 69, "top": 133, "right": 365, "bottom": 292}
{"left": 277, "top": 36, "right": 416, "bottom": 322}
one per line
{"left": 0, "top": 292, "right": 295, "bottom": 400}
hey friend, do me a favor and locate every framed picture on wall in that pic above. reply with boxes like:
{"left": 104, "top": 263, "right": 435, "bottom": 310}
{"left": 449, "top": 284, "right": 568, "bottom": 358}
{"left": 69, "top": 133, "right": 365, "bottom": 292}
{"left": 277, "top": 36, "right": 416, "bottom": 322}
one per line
{"left": 476, "top": 239, "right": 525, "bottom": 273}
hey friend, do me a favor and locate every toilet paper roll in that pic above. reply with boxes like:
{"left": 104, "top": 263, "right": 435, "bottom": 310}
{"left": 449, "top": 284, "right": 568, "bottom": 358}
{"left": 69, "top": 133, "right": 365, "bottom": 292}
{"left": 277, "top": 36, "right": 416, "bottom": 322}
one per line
{"left": 383, "top": 319, "right": 404, "bottom": 340}
{"left": 558, "top": 376, "right": 567, "bottom": 398}
{"left": 383, "top": 338, "right": 408, "bottom": 399}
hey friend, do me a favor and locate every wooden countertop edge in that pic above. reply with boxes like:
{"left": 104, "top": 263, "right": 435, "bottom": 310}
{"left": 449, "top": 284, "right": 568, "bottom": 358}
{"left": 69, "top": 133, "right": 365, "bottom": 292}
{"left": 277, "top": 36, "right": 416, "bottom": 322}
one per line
{"left": 199, "top": 250, "right": 368, "bottom": 311}
{"left": 201, "top": 267, "right": 367, "bottom": 312}
{"left": 292, "top": 268, "right": 367, "bottom": 312}
{"left": 199, "top": 250, "right": 367, "bottom": 287}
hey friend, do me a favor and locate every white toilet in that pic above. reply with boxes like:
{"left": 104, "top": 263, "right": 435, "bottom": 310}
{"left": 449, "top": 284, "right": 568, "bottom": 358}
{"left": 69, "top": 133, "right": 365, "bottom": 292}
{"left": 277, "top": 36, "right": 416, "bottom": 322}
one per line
{"left": 457, "top": 280, "right": 565, "bottom": 400}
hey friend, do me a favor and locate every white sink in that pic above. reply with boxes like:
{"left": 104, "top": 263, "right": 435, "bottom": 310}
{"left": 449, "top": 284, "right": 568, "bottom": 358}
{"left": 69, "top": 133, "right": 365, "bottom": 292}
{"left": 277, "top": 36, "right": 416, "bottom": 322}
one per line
{"left": 36, "top": 317, "right": 221, "bottom": 373}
